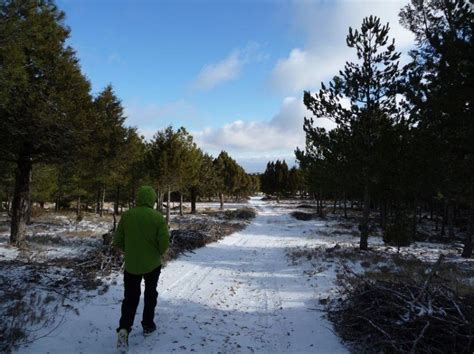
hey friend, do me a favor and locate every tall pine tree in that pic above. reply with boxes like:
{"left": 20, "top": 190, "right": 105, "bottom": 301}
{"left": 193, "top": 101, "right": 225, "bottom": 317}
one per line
{"left": 302, "top": 16, "right": 402, "bottom": 249}
{"left": 400, "top": 0, "right": 473, "bottom": 257}
{"left": 0, "top": 0, "right": 93, "bottom": 245}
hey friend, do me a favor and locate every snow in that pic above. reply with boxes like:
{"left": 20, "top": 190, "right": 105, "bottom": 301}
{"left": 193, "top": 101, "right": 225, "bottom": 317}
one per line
{"left": 3, "top": 198, "right": 472, "bottom": 353}
{"left": 0, "top": 243, "right": 19, "bottom": 261}
{"left": 13, "top": 198, "right": 348, "bottom": 354}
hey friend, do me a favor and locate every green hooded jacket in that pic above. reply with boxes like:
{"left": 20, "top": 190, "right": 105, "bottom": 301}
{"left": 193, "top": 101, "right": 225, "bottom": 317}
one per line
{"left": 113, "top": 186, "right": 169, "bottom": 275}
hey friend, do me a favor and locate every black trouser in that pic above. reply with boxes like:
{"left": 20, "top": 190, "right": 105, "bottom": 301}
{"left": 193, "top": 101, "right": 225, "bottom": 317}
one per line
{"left": 118, "top": 266, "right": 162, "bottom": 332}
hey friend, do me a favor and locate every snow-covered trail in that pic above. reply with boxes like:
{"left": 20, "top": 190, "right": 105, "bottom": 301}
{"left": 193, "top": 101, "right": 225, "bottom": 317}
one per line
{"left": 17, "top": 197, "right": 347, "bottom": 354}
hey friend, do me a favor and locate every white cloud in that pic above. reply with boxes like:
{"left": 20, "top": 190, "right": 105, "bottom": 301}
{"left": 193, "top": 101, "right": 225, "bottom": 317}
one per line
{"left": 271, "top": 48, "right": 351, "bottom": 94}
{"left": 194, "top": 96, "right": 335, "bottom": 160}
{"left": 271, "top": 0, "right": 414, "bottom": 94}
{"left": 124, "top": 100, "right": 199, "bottom": 140}
{"left": 192, "top": 42, "right": 267, "bottom": 91}
{"left": 193, "top": 51, "right": 242, "bottom": 91}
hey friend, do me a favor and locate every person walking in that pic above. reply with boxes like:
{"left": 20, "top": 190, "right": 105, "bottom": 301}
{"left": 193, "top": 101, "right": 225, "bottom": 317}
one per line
{"left": 113, "top": 186, "right": 169, "bottom": 351}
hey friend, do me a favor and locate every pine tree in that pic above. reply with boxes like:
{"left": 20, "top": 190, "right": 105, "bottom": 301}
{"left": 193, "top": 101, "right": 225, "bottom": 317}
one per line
{"left": 88, "top": 85, "right": 128, "bottom": 216}
{"left": 261, "top": 161, "right": 276, "bottom": 197}
{"left": 0, "top": 0, "right": 93, "bottom": 245}
{"left": 400, "top": 0, "right": 473, "bottom": 257}
{"left": 147, "top": 126, "right": 199, "bottom": 221}
{"left": 189, "top": 153, "right": 223, "bottom": 213}
{"left": 303, "top": 16, "right": 402, "bottom": 250}
{"left": 31, "top": 164, "right": 59, "bottom": 209}
{"left": 119, "top": 129, "right": 147, "bottom": 211}
{"left": 214, "top": 151, "right": 249, "bottom": 207}
{"left": 288, "top": 167, "right": 303, "bottom": 197}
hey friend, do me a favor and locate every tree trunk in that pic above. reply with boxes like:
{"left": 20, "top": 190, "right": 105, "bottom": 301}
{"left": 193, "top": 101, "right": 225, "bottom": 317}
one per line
{"left": 461, "top": 197, "right": 473, "bottom": 258}
{"left": 113, "top": 213, "right": 117, "bottom": 232}
{"left": 26, "top": 194, "right": 32, "bottom": 225}
{"left": 317, "top": 190, "right": 324, "bottom": 217}
{"left": 114, "top": 185, "right": 120, "bottom": 215}
{"left": 447, "top": 201, "right": 455, "bottom": 238}
{"left": 441, "top": 200, "right": 447, "bottom": 236}
{"left": 166, "top": 185, "right": 171, "bottom": 225}
{"left": 5, "top": 192, "right": 11, "bottom": 214}
{"left": 76, "top": 196, "right": 81, "bottom": 216}
{"left": 315, "top": 193, "right": 320, "bottom": 215}
{"left": 380, "top": 202, "right": 386, "bottom": 229}
{"left": 100, "top": 188, "right": 105, "bottom": 217}
{"left": 343, "top": 192, "right": 347, "bottom": 219}
{"left": 96, "top": 189, "right": 101, "bottom": 214}
{"left": 179, "top": 192, "right": 183, "bottom": 216}
{"left": 219, "top": 192, "right": 224, "bottom": 211}
{"left": 10, "top": 149, "right": 33, "bottom": 246}
{"left": 131, "top": 188, "right": 136, "bottom": 208}
{"left": 55, "top": 195, "right": 60, "bottom": 212}
{"left": 190, "top": 188, "right": 197, "bottom": 214}
{"left": 412, "top": 200, "right": 418, "bottom": 239}
{"left": 359, "top": 180, "right": 370, "bottom": 250}
{"left": 316, "top": 193, "right": 321, "bottom": 216}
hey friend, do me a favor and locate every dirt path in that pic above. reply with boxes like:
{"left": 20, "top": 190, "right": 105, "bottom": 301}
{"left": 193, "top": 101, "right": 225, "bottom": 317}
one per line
{"left": 17, "top": 197, "right": 347, "bottom": 353}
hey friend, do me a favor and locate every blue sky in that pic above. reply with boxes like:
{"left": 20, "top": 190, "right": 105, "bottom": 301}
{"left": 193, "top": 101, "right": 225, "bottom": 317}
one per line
{"left": 58, "top": 0, "right": 414, "bottom": 172}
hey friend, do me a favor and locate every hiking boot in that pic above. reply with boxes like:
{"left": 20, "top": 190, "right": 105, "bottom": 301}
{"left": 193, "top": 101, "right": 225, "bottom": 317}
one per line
{"left": 117, "top": 328, "right": 129, "bottom": 352}
{"left": 143, "top": 324, "right": 157, "bottom": 336}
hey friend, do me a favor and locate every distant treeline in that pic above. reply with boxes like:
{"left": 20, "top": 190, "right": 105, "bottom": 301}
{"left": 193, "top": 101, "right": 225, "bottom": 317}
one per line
{"left": 0, "top": 1, "right": 259, "bottom": 246}
{"left": 260, "top": 160, "right": 304, "bottom": 200}
{"left": 293, "top": 1, "right": 472, "bottom": 256}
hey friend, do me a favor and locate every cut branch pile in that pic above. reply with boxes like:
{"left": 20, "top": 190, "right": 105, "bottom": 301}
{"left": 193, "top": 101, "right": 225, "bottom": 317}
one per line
{"left": 74, "top": 246, "right": 123, "bottom": 280}
{"left": 328, "top": 258, "right": 474, "bottom": 353}
{"left": 169, "top": 229, "right": 208, "bottom": 254}
{"left": 291, "top": 211, "right": 315, "bottom": 221}
{"left": 164, "top": 209, "right": 254, "bottom": 261}
{"left": 165, "top": 221, "right": 242, "bottom": 261}
{"left": 223, "top": 207, "right": 256, "bottom": 220}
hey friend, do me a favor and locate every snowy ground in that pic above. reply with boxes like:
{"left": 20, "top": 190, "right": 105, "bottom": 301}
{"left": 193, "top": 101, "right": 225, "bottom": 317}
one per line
{"left": 0, "top": 201, "right": 249, "bottom": 263}
{"left": 12, "top": 197, "right": 348, "bottom": 354}
{"left": 4, "top": 197, "right": 472, "bottom": 353}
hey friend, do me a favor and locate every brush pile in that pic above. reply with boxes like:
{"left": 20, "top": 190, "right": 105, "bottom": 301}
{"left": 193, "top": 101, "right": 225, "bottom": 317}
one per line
{"left": 224, "top": 207, "right": 256, "bottom": 220}
{"left": 328, "top": 258, "right": 474, "bottom": 353}
{"left": 291, "top": 211, "right": 314, "bottom": 221}
{"left": 166, "top": 222, "right": 239, "bottom": 261}
{"left": 170, "top": 229, "right": 209, "bottom": 254}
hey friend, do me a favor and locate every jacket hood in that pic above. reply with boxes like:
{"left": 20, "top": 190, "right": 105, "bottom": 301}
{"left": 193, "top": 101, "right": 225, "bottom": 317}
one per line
{"left": 136, "top": 186, "right": 156, "bottom": 208}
